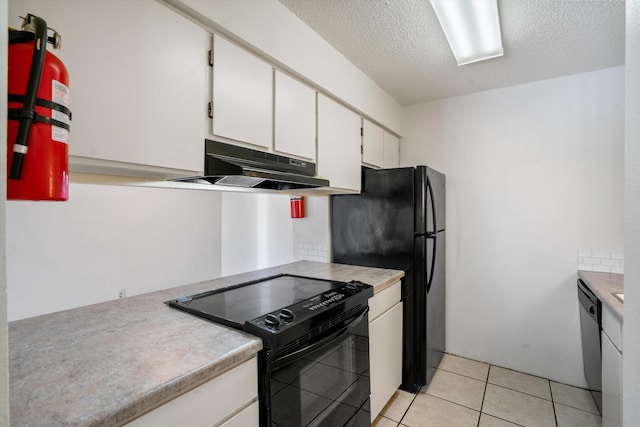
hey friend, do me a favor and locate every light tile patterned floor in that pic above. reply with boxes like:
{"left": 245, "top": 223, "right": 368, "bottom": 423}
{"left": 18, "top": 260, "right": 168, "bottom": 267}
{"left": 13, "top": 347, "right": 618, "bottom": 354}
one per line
{"left": 372, "top": 353, "right": 602, "bottom": 427}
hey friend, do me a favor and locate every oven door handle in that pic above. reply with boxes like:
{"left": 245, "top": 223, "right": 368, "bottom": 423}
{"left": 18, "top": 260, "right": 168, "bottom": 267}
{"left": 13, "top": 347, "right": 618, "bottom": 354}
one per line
{"left": 271, "top": 306, "right": 369, "bottom": 370}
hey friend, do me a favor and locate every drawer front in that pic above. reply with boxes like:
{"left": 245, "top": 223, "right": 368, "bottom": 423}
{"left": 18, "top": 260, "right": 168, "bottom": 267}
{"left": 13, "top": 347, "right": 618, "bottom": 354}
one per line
{"left": 601, "top": 304, "right": 622, "bottom": 353}
{"left": 126, "top": 357, "right": 258, "bottom": 427}
{"left": 369, "top": 281, "right": 402, "bottom": 322}
{"left": 370, "top": 302, "right": 403, "bottom": 420}
{"left": 220, "top": 401, "right": 259, "bottom": 427}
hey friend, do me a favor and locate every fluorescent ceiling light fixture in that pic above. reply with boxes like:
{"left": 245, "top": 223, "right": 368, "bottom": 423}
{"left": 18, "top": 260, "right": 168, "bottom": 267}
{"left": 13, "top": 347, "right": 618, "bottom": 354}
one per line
{"left": 430, "top": 0, "right": 504, "bottom": 66}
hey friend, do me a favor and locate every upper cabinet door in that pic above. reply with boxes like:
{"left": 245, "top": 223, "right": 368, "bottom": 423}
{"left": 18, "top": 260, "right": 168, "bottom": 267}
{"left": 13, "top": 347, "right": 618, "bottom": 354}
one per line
{"left": 15, "top": 0, "right": 208, "bottom": 175}
{"left": 383, "top": 131, "right": 400, "bottom": 168}
{"left": 362, "top": 119, "right": 384, "bottom": 168}
{"left": 274, "top": 71, "right": 316, "bottom": 160}
{"left": 317, "top": 95, "right": 362, "bottom": 192}
{"left": 212, "top": 35, "right": 272, "bottom": 149}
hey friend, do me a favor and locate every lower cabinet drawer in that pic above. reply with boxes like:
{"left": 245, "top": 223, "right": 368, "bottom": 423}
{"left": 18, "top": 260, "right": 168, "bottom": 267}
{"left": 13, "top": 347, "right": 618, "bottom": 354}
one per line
{"left": 369, "top": 301, "right": 403, "bottom": 421}
{"left": 126, "top": 357, "right": 258, "bottom": 427}
{"left": 220, "top": 400, "right": 259, "bottom": 427}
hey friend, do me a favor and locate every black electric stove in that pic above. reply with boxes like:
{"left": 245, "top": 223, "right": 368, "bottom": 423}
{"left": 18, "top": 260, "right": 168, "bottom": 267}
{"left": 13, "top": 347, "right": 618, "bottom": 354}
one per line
{"left": 167, "top": 274, "right": 374, "bottom": 427}
{"left": 165, "top": 274, "right": 373, "bottom": 350}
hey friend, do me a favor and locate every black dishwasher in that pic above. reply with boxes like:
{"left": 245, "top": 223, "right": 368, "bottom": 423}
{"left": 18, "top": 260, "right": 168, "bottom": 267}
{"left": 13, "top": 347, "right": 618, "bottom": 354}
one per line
{"left": 577, "top": 278, "right": 602, "bottom": 410}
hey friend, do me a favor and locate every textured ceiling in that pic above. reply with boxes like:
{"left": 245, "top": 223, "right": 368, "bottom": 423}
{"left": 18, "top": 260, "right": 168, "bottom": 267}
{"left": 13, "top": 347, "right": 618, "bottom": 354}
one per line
{"left": 277, "top": 0, "right": 626, "bottom": 106}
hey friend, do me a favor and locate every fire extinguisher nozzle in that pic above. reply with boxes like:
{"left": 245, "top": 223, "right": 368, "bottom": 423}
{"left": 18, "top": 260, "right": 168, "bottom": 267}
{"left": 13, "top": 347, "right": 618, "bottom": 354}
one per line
{"left": 9, "top": 152, "right": 26, "bottom": 180}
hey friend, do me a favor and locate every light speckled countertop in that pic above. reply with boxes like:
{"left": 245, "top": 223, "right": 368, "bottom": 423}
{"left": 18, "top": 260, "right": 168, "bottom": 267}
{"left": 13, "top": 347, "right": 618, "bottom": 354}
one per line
{"left": 9, "top": 261, "right": 403, "bottom": 427}
{"left": 578, "top": 270, "right": 623, "bottom": 321}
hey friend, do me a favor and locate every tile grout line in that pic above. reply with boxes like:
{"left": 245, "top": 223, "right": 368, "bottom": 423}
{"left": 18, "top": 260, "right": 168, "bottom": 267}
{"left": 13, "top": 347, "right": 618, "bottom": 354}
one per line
{"left": 418, "top": 354, "right": 601, "bottom": 427}
{"left": 486, "top": 381, "right": 554, "bottom": 402}
{"left": 554, "top": 401, "right": 603, "bottom": 417}
{"left": 438, "top": 366, "right": 490, "bottom": 383}
{"left": 396, "top": 386, "right": 421, "bottom": 426}
{"left": 549, "top": 380, "right": 559, "bottom": 426}
{"left": 423, "top": 369, "right": 487, "bottom": 414}
{"left": 477, "top": 364, "right": 490, "bottom": 427}
{"left": 482, "top": 365, "right": 546, "bottom": 427}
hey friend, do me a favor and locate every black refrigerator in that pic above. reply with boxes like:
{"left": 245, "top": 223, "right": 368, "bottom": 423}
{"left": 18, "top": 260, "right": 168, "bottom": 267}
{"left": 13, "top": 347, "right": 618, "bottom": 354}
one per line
{"left": 331, "top": 166, "right": 445, "bottom": 393}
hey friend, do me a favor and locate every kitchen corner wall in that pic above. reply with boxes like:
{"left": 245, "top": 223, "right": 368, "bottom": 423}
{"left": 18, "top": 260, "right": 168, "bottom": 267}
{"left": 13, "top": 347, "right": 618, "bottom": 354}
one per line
{"left": 402, "top": 66, "right": 625, "bottom": 387}
{"left": 6, "top": 183, "right": 224, "bottom": 321}
{"left": 6, "top": 184, "right": 325, "bottom": 321}
{"left": 292, "top": 196, "right": 331, "bottom": 263}
{"left": 220, "top": 192, "right": 295, "bottom": 277}
{"left": 220, "top": 193, "right": 331, "bottom": 272}
{"left": 220, "top": 194, "right": 331, "bottom": 274}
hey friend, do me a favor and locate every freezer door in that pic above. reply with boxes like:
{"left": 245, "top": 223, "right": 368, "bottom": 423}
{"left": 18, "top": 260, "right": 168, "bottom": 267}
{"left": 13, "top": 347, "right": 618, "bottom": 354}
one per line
{"left": 414, "top": 166, "right": 427, "bottom": 235}
{"left": 332, "top": 167, "right": 416, "bottom": 265}
{"left": 426, "top": 167, "right": 446, "bottom": 233}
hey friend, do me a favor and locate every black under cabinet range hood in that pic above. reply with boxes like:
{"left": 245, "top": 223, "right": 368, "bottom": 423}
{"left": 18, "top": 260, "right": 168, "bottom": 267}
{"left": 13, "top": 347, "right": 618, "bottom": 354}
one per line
{"left": 172, "top": 139, "right": 329, "bottom": 190}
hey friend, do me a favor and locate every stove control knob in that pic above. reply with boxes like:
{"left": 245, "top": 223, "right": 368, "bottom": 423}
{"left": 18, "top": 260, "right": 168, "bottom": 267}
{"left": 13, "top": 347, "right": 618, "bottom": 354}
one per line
{"left": 345, "top": 283, "right": 358, "bottom": 293}
{"left": 279, "top": 309, "right": 295, "bottom": 323}
{"left": 264, "top": 314, "right": 281, "bottom": 328}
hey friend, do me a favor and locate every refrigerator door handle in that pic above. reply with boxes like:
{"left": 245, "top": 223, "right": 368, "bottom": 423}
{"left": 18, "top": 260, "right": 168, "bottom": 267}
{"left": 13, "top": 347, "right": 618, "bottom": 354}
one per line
{"left": 427, "top": 176, "right": 437, "bottom": 233}
{"left": 427, "top": 234, "right": 437, "bottom": 292}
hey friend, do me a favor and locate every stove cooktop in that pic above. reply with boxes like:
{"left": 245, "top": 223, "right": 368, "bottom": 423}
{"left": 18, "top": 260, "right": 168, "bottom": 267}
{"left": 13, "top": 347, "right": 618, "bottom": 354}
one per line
{"left": 165, "top": 274, "right": 373, "bottom": 348}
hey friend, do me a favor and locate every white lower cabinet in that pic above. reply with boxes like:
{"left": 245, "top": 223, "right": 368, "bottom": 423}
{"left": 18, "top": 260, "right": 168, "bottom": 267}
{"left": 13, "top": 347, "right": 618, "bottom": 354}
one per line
{"left": 601, "top": 305, "right": 623, "bottom": 427}
{"left": 219, "top": 401, "right": 259, "bottom": 427}
{"left": 126, "top": 357, "right": 258, "bottom": 427}
{"left": 368, "top": 282, "right": 403, "bottom": 421}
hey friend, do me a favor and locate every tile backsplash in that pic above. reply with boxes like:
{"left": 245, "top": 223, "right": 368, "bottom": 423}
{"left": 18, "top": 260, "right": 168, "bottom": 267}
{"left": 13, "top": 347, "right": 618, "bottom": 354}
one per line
{"left": 578, "top": 250, "right": 624, "bottom": 274}
{"left": 298, "top": 243, "right": 329, "bottom": 263}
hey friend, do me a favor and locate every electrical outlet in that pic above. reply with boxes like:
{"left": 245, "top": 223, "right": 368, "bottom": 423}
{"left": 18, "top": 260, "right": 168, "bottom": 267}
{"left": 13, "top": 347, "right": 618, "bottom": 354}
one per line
{"left": 118, "top": 289, "right": 126, "bottom": 299}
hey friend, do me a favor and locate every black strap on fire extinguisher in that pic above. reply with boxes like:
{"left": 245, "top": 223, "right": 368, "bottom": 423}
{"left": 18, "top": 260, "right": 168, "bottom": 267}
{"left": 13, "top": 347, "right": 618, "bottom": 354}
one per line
{"left": 7, "top": 94, "right": 72, "bottom": 130}
{"left": 8, "top": 94, "right": 72, "bottom": 119}
{"left": 8, "top": 14, "right": 48, "bottom": 181}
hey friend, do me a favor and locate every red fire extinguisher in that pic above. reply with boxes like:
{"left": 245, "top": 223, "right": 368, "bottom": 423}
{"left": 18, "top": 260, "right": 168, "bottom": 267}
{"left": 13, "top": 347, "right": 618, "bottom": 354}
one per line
{"left": 7, "top": 13, "right": 71, "bottom": 201}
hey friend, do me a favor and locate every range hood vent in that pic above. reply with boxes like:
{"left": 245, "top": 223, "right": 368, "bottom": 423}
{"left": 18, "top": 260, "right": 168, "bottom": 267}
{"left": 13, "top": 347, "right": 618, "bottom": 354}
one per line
{"left": 171, "top": 139, "right": 329, "bottom": 190}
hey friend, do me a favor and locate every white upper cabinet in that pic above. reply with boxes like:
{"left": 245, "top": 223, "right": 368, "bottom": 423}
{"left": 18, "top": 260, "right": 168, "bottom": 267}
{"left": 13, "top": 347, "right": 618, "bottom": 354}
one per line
{"left": 363, "top": 119, "right": 400, "bottom": 169}
{"left": 211, "top": 34, "right": 272, "bottom": 150}
{"left": 317, "top": 95, "right": 362, "bottom": 192}
{"left": 383, "top": 131, "right": 400, "bottom": 168}
{"left": 362, "top": 119, "right": 384, "bottom": 168}
{"left": 11, "top": 0, "right": 209, "bottom": 176}
{"left": 274, "top": 71, "right": 316, "bottom": 160}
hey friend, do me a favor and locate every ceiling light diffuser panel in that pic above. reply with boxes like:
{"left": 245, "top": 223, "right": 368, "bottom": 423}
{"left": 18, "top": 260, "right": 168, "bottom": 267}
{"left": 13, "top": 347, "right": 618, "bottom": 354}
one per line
{"left": 430, "top": 0, "right": 504, "bottom": 66}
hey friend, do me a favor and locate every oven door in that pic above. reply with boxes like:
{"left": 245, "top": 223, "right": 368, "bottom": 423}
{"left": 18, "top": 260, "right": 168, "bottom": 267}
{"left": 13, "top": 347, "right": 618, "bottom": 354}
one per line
{"left": 261, "top": 306, "right": 371, "bottom": 427}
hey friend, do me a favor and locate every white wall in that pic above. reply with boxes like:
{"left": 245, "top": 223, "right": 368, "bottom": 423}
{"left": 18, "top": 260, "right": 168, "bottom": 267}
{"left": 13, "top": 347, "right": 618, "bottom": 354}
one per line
{"left": 624, "top": 0, "right": 640, "bottom": 423}
{"left": 219, "top": 194, "right": 331, "bottom": 276}
{"left": 6, "top": 183, "right": 223, "bottom": 321}
{"left": 402, "top": 67, "right": 625, "bottom": 386}
{"left": 220, "top": 192, "right": 295, "bottom": 276}
{"left": 6, "top": 185, "right": 307, "bottom": 321}
{"left": 219, "top": 193, "right": 332, "bottom": 274}
{"left": 292, "top": 196, "right": 331, "bottom": 263}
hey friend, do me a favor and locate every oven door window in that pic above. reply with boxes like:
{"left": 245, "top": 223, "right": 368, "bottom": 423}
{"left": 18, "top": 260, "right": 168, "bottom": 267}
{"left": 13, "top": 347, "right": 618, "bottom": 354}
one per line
{"left": 269, "top": 313, "right": 370, "bottom": 427}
